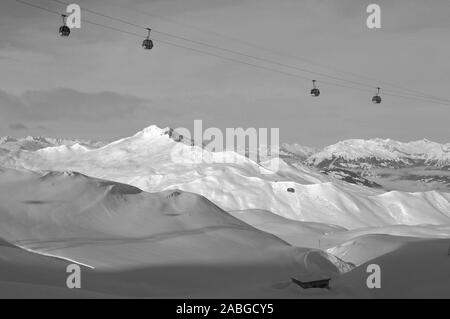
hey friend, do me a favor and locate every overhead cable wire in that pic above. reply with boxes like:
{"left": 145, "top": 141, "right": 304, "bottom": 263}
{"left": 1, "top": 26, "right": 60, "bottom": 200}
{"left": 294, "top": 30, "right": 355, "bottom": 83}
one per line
{"left": 44, "top": 0, "right": 450, "bottom": 104}
{"left": 83, "top": 0, "right": 450, "bottom": 103}
{"left": 11, "top": 0, "right": 450, "bottom": 107}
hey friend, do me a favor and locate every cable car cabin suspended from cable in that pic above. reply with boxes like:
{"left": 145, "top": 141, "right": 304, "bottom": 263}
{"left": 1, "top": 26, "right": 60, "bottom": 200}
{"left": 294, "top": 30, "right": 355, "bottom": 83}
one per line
{"left": 310, "top": 80, "right": 320, "bottom": 97}
{"left": 372, "top": 87, "right": 382, "bottom": 104}
{"left": 13, "top": 0, "right": 450, "bottom": 109}
{"left": 142, "top": 28, "right": 154, "bottom": 50}
{"left": 59, "top": 14, "right": 70, "bottom": 37}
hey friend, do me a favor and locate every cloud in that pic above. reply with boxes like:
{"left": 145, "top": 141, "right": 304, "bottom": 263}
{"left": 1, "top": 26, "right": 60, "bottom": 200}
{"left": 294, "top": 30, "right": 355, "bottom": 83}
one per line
{"left": 8, "top": 123, "right": 28, "bottom": 130}
{"left": 0, "top": 87, "right": 178, "bottom": 122}
{"left": 0, "top": 87, "right": 183, "bottom": 140}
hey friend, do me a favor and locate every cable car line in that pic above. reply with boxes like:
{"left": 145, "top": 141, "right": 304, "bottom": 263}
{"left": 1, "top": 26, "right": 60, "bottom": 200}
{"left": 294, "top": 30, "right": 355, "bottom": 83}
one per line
{"left": 47, "top": 0, "right": 384, "bottom": 92}
{"left": 14, "top": 0, "right": 60, "bottom": 15}
{"left": 12, "top": 0, "right": 450, "bottom": 106}
{"left": 42, "top": 0, "right": 450, "bottom": 104}
{"left": 45, "top": 0, "right": 447, "bottom": 103}
{"left": 87, "top": 0, "right": 449, "bottom": 104}
{"left": 10, "top": 1, "right": 384, "bottom": 97}
{"left": 85, "top": 0, "right": 450, "bottom": 104}
{"left": 11, "top": 0, "right": 450, "bottom": 107}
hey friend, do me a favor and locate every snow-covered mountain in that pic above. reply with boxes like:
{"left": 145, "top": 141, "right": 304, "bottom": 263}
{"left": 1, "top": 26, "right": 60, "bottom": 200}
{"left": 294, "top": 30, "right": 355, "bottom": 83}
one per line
{"left": 306, "top": 138, "right": 450, "bottom": 169}
{"left": 0, "top": 136, "right": 105, "bottom": 152}
{"left": 1, "top": 125, "right": 450, "bottom": 298}
{"left": 1, "top": 167, "right": 350, "bottom": 297}
{"left": 2, "top": 125, "right": 450, "bottom": 229}
{"left": 278, "top": 138, "right": 450, "bottom": 191}
{"left": 280, "top": 143, "right": 319, "bottom": 161}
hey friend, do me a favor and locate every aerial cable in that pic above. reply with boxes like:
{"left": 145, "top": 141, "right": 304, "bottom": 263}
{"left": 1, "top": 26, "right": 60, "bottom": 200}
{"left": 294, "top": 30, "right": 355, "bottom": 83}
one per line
{"left": 99, "top": 1, "right": 450, "bottom": 103}
{"left": 42, "top": 0, "right": 449, "bottom": 102}
{"left": 11, "top": 0, "right": 450, "bottom": 107}
{"left": 42, "top": 0, "right": 450, "bottom": 104}
{"left": 46, "top": 0, "right": 391, "bottom": 93}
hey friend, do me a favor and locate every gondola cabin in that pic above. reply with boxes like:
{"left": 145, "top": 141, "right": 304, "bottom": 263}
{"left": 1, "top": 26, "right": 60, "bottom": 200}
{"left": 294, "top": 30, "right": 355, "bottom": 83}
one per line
{"left": 142, "top": 28, "right": 153, "bottom": 50}
{"left": 142, "top": 38, "right": 153, "bottom": 50}
{"left": 59, "top": 14, "right": 70, "bottom": 37}
{"left": 310, "top": 88, "right": 320, "bottom": 97}
{"left": 372, "top": 95, "right": 381, "bottom": 104}
{"left": 372, "top": 87, "right": 382, "bottom": 104}
{"left": 59, "top": 25, "right": 70, "bottom": 37}
{"left": 310, "top": 80, "right": 320, "bottom": 97}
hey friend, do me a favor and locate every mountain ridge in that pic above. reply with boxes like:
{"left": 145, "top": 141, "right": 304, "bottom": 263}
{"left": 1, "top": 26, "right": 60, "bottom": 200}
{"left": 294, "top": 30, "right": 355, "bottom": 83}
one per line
{"left": 2, "top": 125, "right": 448, "bottom": 168}
{"left": 305, "top": 138, "right": 450, "bottom": 169}
{"left": 1, "top": 125, "right": 448, "bottom": 193}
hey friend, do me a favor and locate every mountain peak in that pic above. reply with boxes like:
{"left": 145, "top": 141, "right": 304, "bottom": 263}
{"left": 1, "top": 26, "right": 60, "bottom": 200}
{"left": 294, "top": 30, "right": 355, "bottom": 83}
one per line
{"left": 134, "top": 125, "right": 168, "bottom": 138}
{"left": 307, "top": 137, "right": 449, "bottom": 168}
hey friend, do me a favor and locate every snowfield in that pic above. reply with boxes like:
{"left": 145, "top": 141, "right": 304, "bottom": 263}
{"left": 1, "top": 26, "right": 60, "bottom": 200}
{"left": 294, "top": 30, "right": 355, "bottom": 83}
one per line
{"left": 0, "top": 125, "right": 449, "bottom": 298}
{"left": 3, "top": 125, "right": 450, "bottom": 229}
{"left": 0, "top": 168, "right": 350, "bottom": 298}
{"left": 307, "top": 138, "right": 450, "bottom": 168}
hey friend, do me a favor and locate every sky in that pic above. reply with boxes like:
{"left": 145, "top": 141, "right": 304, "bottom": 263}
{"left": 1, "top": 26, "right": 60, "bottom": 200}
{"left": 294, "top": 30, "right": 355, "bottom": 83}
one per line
{"left": 0, "top": 0, "right": 449, "bottom": 146}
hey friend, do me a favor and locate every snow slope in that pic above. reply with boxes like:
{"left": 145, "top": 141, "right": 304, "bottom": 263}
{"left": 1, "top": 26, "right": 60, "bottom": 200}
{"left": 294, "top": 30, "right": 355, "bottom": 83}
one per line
{"left": 230, "top": 209, "right": 347, "bottom": 249}
{"left": 307, "top": 138, "right": 450, "bottom": 168}
{"left": 331, "top": 238, "right": 450, "bottom": 298}
{"left": 281, "top": 143, "right": 318, "bottom": 160}
{"left": 2, "top": 126, "right": 450, "bottom": 230}
{"left": 279, "top": 139, "right": 450, "bottom": 192}
{"left": 1, "top": 167, "right": 449, "bottom": 298}
{"left": 0, "top": 167, "right": 354, "bottom": 298}
{"left": 1, "top": 126, "right": 449, "bottom": 298}
{"left": 0, "top": 168, "right": 289, "bottom": 268}
{"left": 0, "top": 136, "right": 104, "bottom": 152}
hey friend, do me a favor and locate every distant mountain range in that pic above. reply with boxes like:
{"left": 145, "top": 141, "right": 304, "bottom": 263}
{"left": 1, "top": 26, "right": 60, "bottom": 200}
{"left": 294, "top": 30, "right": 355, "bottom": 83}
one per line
{"left": 1, "top": 125, "right": 449, "bottom": 298}
{"left": 304, "top": 138, "right": 450, "bottom": 169}
{"left": 2, "top": 125, "right": 450, "bottom": 230}
{"left": 0, "top": 136, "right": 105, "bottom": 152}
{"left": 3, "top": 133, "right": 448, "bottom": 169}
{"left": 281, "top": 138, "right": 449, "bottom": 191}
{"left": 1, "top": 129, "right": 448, "bottom": 192}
